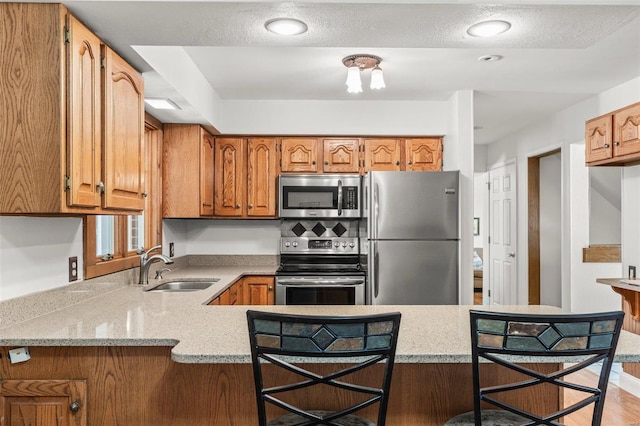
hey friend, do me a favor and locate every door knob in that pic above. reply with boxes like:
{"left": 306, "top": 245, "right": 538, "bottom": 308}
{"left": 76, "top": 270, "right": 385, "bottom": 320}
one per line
{"left": 508, "top": 252, "right": 516, "bottom": 258}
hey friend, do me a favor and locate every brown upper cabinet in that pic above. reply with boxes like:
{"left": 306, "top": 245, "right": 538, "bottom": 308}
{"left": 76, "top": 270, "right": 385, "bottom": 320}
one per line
{"left": 586, "top": 102, "right": 640, "bottom": 166}
{"left": 163, "top": 124, "right": 215, "bottom": 218}
{"left": 0, "top": 4, "right": 145, "bottom": 214}
{"left": 281, "top": 137, "right": 443, "bottom": 174}
{"left": 215, "top": 137, "right": 278, "bottom": 218}
{"left": 404, "top": 138, "right": 443, "bottom": 171}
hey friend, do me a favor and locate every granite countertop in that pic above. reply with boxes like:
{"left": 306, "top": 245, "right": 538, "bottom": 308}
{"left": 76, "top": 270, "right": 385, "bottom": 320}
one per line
{"left": 2, "top": 263, "right": 640, "bottom": 364}
{"left": 597, "top": 277, "right": 640, "bottom": 292}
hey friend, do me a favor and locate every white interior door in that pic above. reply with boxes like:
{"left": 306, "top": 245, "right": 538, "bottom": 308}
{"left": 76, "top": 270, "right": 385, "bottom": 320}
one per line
{"left": 488, "top": 162, "right": 517, "bottom": 305}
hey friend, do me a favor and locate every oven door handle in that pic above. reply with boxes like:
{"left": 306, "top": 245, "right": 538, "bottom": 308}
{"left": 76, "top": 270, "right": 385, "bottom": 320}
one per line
{"left": 277, "top": 279, "right": 365, "bottom": 286}
{"left": 337, "top": 179, "right": 343, "bottom": 216}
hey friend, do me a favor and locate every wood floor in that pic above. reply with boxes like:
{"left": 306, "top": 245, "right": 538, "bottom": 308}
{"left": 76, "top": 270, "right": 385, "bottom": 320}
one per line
{"left": 563, "top": 368, "right": 640, "bottom": 425}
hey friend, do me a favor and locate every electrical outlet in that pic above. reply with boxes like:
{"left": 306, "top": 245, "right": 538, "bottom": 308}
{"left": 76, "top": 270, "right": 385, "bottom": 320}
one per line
{"left": 69, "top": 256, "right": 78, "bottom": 282}
{"left": 629, "top": 265, "right": 636, "bottom": 279}
{"left": 169, "top": 242, "right": 175, "bottom": 258}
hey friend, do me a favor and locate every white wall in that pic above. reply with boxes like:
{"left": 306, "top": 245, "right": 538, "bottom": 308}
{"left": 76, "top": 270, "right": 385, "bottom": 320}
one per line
{"left": 539, "top": 153, "right": 562, "bottom": 307}
{"left": 0, "top": 216, "right": 83, "bottom": 301}
{"left": 184, "top": 220, "right": 280, "bottom": 255}
{"left": 486, "top": 75, "right": 640, "bottom": 312}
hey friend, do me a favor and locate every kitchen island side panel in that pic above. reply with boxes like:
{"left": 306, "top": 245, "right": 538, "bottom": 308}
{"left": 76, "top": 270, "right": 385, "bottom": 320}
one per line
{"left": 0, "top": 346, "right": 559, "bottom": 426}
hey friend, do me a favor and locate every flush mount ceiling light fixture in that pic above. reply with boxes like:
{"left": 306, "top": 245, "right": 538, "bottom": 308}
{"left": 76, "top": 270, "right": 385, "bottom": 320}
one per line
{"left": 467, "top": 20, "right": 511, "bottom": 37}
{"left": 342, "top": 54, "right": 385, "bottom": 94}
{"left": 264, "top": 18, "right": 308, "bottom": 35}
{"left": 144, "top": 98, "right": 181, "bottom": 110}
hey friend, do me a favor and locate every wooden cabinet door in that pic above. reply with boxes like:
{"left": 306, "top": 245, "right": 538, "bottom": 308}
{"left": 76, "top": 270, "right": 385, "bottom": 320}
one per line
{"left": 66, "top": 15, "right": 101, "bottom": 209}
{"left": 404, "top": 138, "right": 443, "bottom": 171}
{"left": 247, "top": 138, "right": 278, "bottom": 217}
{"left": 102, "top": 47, "right": 145, "bottom": 211}
{"left": 281, "top": 138, "right": 319, "bottom": 172}
{"left": 200, "top": 129, "right": 215, "bottom": 216}
{"left": 215, "top": 138, "right": 245, "bottom": 216}
{"left": 0, "top": 379, "right": 87, "bottom": 426}
{"left": 244, "top": 276, "right": 275, "bottom": 305}
{"left": 363, "top": 139, "right": 401, "bottom": 171}
{"left": 613, "top": 103, "right": 640, "bottom": 158}
{"left": 585, "top": 114, "right": 613, "bottom": 163}
{"left": 322, "top": 139, "right": 360, "bottom": 173}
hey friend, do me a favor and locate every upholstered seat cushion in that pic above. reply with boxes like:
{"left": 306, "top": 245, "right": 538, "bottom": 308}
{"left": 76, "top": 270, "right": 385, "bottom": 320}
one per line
{"left": 444, "top": 410, "right": 529, "bottom": 426}
{"left": 268, "top": 410, "right": 375, "bottom": 426}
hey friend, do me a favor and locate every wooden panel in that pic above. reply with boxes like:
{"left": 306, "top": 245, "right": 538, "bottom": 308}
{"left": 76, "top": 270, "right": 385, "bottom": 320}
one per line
{"left": 144, "top": 114, "right": 163, "bottom": 248}
{"left": 163, "top": 125, "right": 201, "bottom": 217}
{"left": 214, "top": 138, "right": 245, "bottom": 216}
{"left": 218, "top": 288, "right": 230, "bottom": 305}
{"left": 66, "top": 14, "right": 102, "bottom": 209}
{"left": 404, "top": 138, "right": 443, "bottom": 171}
{"left": 280, "top": 138, "right": 318, "bottom": 173}
{"left": 585, "top": 114, "right": 613, "bottom": 163}
{"left": 247, "top": 138, "right": 278, "bottom": 217}
{"left": 322, "top": 139, "right": 360, "bottom": 173}
{"left": 363, "top": 138, "right": 401, "bottom": 171}
{"left": 613, "top": 102, "right": 640, "bottom": 158}
{"left": 582, "top": 245, "right": 622, "bottom": 262}
{"left": 1, "top": 379, "right": 87, "bottom": 426}
{"left": 200, "top": 129, "right": 215, "bottom": 216}
{"left": 0, "top": 3, "right": 65, "bottom": 213}
{"left": 102, "top": 46, "right": 145, "bottom": 211}
{"left": 528, "top": 156, "right": 541, "bottom": 305}
{"left": 0, "top": 347, "right": 560, "bottom": 426}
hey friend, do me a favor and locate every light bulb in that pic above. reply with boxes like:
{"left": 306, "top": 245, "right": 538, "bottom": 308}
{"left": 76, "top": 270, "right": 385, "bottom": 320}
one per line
{"left": 346, "top": 66, "right": 362, "bottom": 93}
{"left": 370, "top": 66, "right": 385, "bottom": 90}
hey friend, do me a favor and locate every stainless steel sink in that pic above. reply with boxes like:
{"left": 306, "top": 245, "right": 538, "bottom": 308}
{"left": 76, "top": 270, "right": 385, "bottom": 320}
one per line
{"left": 147, "top": 279, "right": 219, "bottom": 292}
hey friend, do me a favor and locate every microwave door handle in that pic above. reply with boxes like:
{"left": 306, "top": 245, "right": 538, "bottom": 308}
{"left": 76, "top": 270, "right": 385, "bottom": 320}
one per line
{"left": 337, "top": 179, "right": 343, "bottom": 216}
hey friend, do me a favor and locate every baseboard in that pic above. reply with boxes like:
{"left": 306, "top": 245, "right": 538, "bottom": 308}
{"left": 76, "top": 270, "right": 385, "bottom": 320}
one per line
{"left": 620, "top": 371, "right": 640, "bottom": 398}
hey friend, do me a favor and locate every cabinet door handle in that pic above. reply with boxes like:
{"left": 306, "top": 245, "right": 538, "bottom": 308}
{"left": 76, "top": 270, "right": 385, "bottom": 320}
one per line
{"left": 311, "top": 160, "right": 316, "bottom": 165}
{"left": 614, "top": 141, "right": 620, "bottom": 146}
{"left": 408, "top": 160, "right": 413, "bottom": 165}
{"left": 236, "top": 204, "right": 241, "bottom": 209}
{"left": 142, "top": 191, "right": 148, "bottom": 198}
{"left": 69, "top": 401, "right": 81, "bottom": 412}
{"left": 268, "top": 285, "right": 273, "bottom": 291}
{"left": 248, "top": 204, "right": 253, "bottom": 209}
{"left": 96, "top": 181, "right": 105, "bottom": 194}
{"left": 395, "top": 161, "right": 400, "bottom": 165}
{"left": 202, "top": 203, "right": 212, "bottom": 207}
{"left": 604, "top": 144, "right": 610, "bottom": 148}
{"left": 324, "top": 160, "right": 329, "bottom": 165}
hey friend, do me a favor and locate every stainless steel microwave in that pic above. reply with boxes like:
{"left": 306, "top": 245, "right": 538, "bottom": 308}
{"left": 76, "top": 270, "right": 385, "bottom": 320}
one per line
{"left": 278, "top": 174, "right": 361, "bottom": 218}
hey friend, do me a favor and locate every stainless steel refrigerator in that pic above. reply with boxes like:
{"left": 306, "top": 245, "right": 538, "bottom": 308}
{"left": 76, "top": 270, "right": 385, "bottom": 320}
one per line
{"left": 362, "top": 171, "right": 459, "bottom": 305}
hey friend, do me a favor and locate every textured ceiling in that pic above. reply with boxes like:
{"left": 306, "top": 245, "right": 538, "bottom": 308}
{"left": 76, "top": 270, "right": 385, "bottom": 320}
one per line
{"left": 63, "top": 0, "right": 640, "bottom": 144}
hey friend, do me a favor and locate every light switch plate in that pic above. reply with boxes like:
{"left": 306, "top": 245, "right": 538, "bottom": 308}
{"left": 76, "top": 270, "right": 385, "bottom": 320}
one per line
{"left": 8, "top": 347, "right": 30, "bottom": 364}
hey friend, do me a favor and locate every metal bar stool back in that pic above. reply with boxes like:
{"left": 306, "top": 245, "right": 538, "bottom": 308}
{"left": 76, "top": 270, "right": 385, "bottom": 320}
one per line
{"left": 445, "top": 309, "right": 624, "bottom": 426}
{"left": 247, "top": 310, "right": 402, "bottom": 426}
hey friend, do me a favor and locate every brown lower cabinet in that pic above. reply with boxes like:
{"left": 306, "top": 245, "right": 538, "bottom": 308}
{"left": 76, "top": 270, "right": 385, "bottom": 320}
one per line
{"left": 0, "top": 379, "right": 87, "bottom": 425}
{"left": 0, "top": 346, "right": 560, "bottom": 426}
{"left": 208, "top": 276, "right": 274, "bottom": 306}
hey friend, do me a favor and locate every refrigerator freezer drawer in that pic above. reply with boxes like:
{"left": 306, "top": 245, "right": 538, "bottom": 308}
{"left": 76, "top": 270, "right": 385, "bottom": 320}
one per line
{"left": 368, "top": 240, "right": 458, "bottom": 305}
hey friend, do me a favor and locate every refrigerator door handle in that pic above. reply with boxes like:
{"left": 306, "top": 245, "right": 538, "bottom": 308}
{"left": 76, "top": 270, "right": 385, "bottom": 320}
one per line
{"left": 337, "top": 179, "right": 343, "bottom": 216}
{"left": 373, "top": 241, "right": 379, "bottom": 298}
{"left": 373, "top": 182, "right": 379, "bottom": 240}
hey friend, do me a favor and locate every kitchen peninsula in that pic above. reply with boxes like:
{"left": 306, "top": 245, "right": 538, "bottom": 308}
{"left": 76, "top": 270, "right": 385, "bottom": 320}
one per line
{"left": 2, "top": 265, "right": 640, "bottom": 425}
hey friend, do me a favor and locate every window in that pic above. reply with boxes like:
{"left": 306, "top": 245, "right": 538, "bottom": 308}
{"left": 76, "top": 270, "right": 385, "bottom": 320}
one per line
{"left": 83, "top": 114, "right": 163, "bottom": 279}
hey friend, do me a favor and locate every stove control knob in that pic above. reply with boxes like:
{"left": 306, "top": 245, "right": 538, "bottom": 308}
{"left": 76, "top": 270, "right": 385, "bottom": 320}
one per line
{"left": 292, "top": 242, "right": 298, "bottom": 247}
{"left": 342, "top": 242, "right": 347, "bottom": 247}
{"left": 349, "top": 242, "right": 355, "bottom": 248}
{"left": 284, "top": 241, "right": 291, "bottom": 247}
{"left": 334, "top": 242, "right": 340, "bottom": 247}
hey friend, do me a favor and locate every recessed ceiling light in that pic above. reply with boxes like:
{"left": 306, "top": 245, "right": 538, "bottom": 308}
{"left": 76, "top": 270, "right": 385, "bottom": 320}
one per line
{"left": 144, "top": 98, "right": 181, "bottom": 110}
{"left": 478, "top": 55, "right": 503, "bottom": 62}
{"left": 265, "top": 18, "right": 308, "bottom": 36}
{"left": 467, "top": 20, "right": 511, "bottom": 37}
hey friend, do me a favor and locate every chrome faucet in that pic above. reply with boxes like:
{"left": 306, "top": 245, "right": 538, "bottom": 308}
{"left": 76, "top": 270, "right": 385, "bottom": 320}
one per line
{"left": 139, "top": 245, "right": 174, "bottom": 285}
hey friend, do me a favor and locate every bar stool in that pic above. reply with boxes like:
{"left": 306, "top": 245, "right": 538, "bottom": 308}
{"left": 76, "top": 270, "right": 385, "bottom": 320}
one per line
{"left": 246, "top": 310, "right": 402, "bottom": 426}
{"left": 445, "top": 309, "right": 624, "bottom": 426}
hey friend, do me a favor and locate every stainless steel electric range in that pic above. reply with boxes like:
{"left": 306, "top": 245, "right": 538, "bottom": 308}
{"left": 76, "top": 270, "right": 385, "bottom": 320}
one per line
{"left": 275, "top": 220, "right": 365, "bottom": 305}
